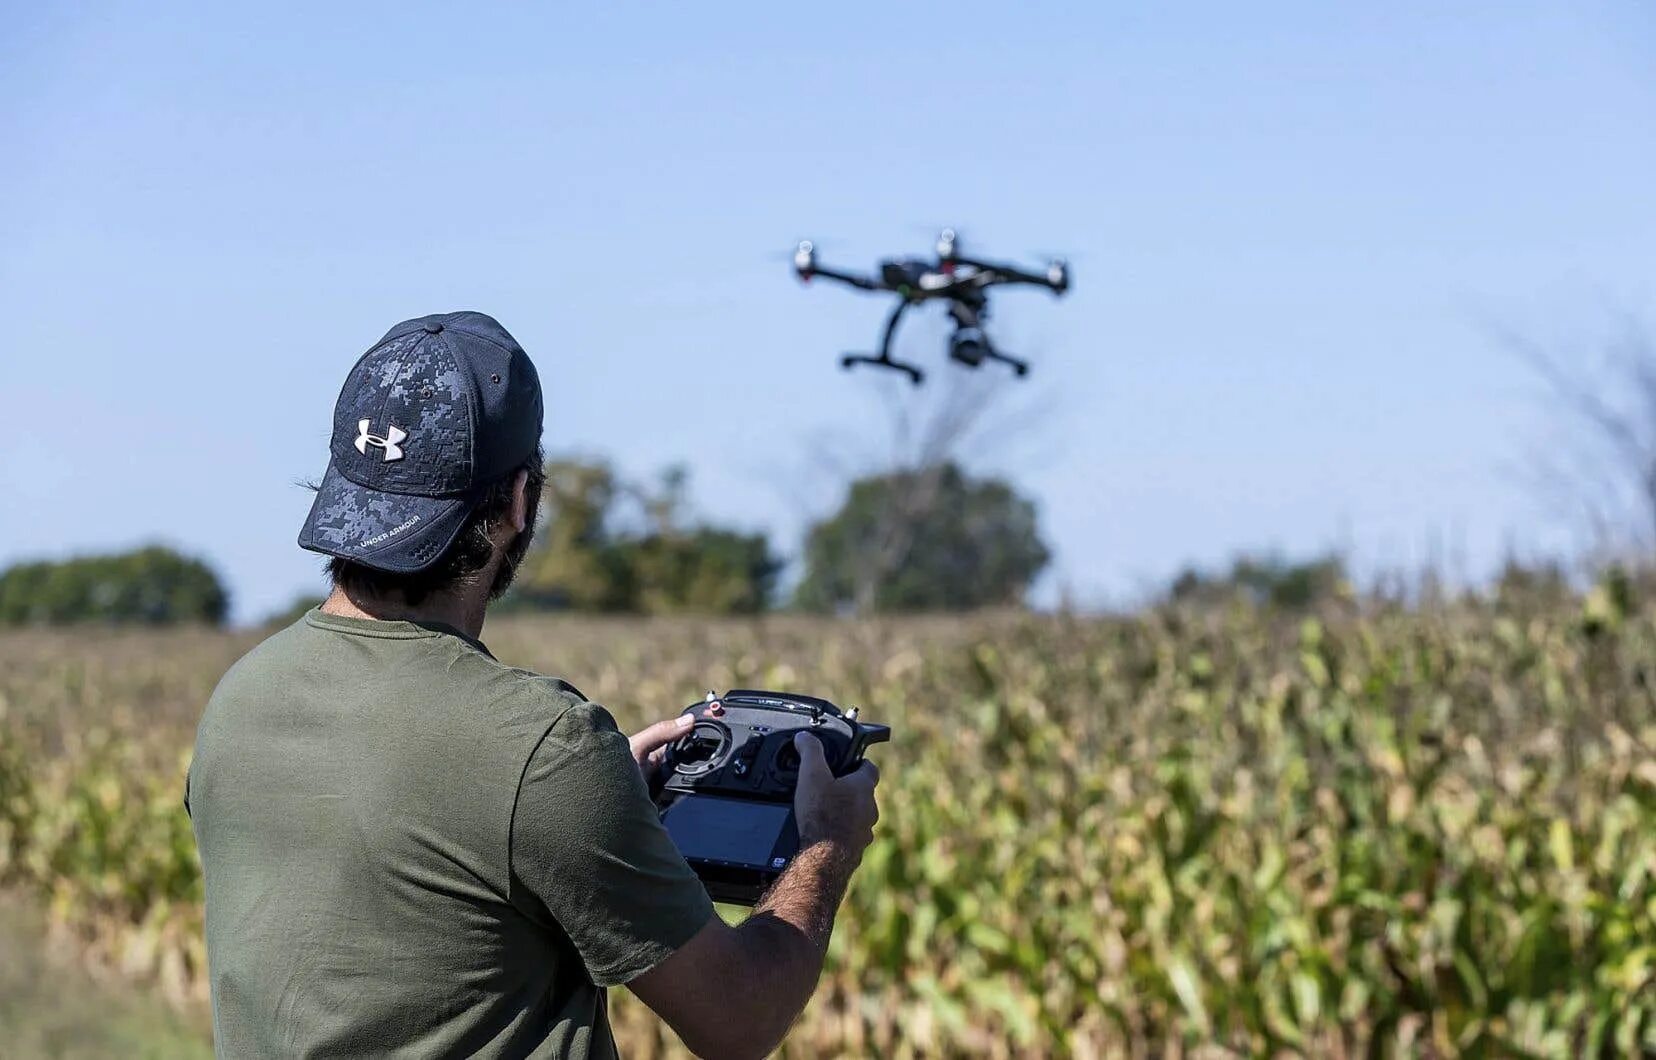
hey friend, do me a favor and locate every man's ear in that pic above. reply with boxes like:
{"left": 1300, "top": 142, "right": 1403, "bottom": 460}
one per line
{"left": 509, "top": 469, "right": 531, "bottom": 533}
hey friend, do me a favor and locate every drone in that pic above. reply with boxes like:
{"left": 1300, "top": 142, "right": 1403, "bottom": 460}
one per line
{"left": 791, "top": 228, "right": 1070, "bottom": 385}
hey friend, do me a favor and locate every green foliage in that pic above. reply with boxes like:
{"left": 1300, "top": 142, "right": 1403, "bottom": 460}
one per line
{"left": 1170, "top": 552, "right": 1349, "bottom": 609}
{"left": 511, "top": 458, "right": 624, "bottom": 610}
{"left": 510, "top": 458, "right": 780, "bottom": 614}
{"left": 608, "top": 529, "right": 780, "bottom": 615}
{"left": 0, "top": 547, "right": 228, "bottom": 626}
{"left": 795, "top": 462, "right": 1050, "bottom": 614}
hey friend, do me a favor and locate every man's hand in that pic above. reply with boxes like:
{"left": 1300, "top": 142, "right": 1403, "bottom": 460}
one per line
{"left": 792, "top": 731, "right": 880, "bottom": 858}
{"left": 628, "top": 714, "right": 695, "bottom": 780}
{"left": 628, "top": 730, "right": 883, "bottom": 1060}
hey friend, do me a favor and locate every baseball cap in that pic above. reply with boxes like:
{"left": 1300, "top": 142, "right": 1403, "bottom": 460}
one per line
{"left": 297, "top": 311, "right": 543, "bottom": 573}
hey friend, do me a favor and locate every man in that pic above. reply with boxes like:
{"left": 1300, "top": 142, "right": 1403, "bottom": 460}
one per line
{"left": 188, "top": 312, "right": 880, "bottom": 1059}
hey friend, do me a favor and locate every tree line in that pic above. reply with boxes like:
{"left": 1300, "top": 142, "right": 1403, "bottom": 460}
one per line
{"left": 0, "top": 546, "right": 228, "bottom": 626}
{"left": 0, "top": 458, "right": 1051, "bottom": 626}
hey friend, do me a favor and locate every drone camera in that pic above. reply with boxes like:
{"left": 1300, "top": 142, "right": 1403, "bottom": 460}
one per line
{"left": 949, "top": 327, "right": 989, "bottom": 368}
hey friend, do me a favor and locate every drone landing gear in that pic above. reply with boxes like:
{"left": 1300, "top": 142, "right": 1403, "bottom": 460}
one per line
{"left": 840, "top": 298, "right": 923, "bottom": 384}
{"left": 985, "top": 348, "right": 1029, "bottom": 377}
{"left": 949, "top": 325, "right": 1030, "bottom": 379}
{"left": 841, "top": 352, "right": 924, "bottom": 385}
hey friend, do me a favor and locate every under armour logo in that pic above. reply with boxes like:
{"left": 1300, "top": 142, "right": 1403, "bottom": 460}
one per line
{"left": 354, "top": 419, "right": 408, "bottom": 462}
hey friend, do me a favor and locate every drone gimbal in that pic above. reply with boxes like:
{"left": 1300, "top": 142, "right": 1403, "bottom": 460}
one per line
{"left": 793, "top": 228, "right": 1070, "bottom": 385}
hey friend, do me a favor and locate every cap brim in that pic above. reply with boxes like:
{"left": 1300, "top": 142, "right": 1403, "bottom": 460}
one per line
{"left": 297, "top": 462, "right": 479, "bottom": 574}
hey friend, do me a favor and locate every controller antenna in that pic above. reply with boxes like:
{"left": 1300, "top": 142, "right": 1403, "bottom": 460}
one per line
{"left": 846, "top": 707, "right": 860, "bottom": 721}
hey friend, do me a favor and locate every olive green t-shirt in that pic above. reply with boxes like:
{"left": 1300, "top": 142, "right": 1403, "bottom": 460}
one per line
{"left": 187, "top": 611, "right": 714, "bottom": 1059}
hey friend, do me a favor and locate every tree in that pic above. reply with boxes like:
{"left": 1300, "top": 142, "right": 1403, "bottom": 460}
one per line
{"left": 1168, "top": 553, "right": 1348, "bottom": 609}
{"left": 510, "top": 458, "right": 630, "bottom": 611}
{"left": 772, "top": 354, "right": 1058, "bottom": 615}
{"left": 613, "top": 528, "right": 780, "bottom": 615}
{"left": 508, "top": 457, "right": 780, "bottom": 614}
{"left": 795, "top": 462, "right": 1050, "bottom": 613}
{"left": 0, "top": 546, "right": 229, "bottom": 625}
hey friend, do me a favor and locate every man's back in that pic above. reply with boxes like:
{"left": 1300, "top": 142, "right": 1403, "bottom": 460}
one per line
{"left": 189, "top": 309, "right": 879, "bottom": 1059}
{"left": 188, "top": 610, "right": 712, "bottom": 1059}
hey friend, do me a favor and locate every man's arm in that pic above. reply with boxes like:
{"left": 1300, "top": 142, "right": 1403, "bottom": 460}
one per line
{"left": 627, "top": 733, "right": 880, "bottom": 1060}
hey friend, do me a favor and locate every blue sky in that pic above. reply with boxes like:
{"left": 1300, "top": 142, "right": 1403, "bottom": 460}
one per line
{"left": 3, "top": 3, "right": 1655, "bottom": 622}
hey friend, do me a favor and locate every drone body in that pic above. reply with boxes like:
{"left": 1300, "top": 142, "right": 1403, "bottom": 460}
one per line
{"left": 792, "top": 229, "right": 1070, "bottom": 385}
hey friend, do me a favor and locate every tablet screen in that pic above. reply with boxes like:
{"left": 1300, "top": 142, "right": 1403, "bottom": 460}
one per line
{"left": 662, "top": 797, "right": 792, "bottom": 868}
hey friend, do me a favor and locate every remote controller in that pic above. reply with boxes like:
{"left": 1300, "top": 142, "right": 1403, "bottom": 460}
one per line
{"left": 654, "top": 689, "right": 890, "bottom": 905}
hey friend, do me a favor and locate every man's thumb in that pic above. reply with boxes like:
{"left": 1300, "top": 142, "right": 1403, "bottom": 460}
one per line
{"left": 794, "top": 731, "right": 829, "bottom": 776}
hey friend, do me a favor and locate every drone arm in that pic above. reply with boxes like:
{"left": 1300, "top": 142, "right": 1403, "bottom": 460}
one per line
{"left": 806, "top": 264, "right": 883, "bottom": 291}
{"left": 954, "top": 257, "right": 1061, "bottom": 291}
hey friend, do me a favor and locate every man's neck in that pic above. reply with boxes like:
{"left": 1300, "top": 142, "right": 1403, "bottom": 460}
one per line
{"left": 320, "top": 584, "right": 490, "bottom": 641}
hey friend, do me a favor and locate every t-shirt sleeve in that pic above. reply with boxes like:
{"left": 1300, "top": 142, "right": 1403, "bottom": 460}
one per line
{"left": 510, "top": 702, "right": 716, "bottom": 987}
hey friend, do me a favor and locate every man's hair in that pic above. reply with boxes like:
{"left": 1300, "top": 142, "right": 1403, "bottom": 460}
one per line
{"left": 327, "top": 447, "right": 545, "bottom": 606}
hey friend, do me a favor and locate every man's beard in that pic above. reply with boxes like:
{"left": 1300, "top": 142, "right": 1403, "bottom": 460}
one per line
{"left": 488, "top": 521, "right": 536, "bottom": 600}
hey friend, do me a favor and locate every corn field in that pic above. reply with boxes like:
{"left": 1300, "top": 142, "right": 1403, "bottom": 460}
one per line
{"left": 0, "top": 592, "right": 1653, "bottom": 1057}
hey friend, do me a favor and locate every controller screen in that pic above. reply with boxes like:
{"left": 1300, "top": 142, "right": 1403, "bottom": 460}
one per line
{"left": 662, "top": 797, "right": 791, "bottom": 868}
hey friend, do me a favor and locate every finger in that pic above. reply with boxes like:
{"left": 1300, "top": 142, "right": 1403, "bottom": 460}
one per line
{"left": 793, "top": 731, "right": 831, "bottom": 780}
{"left": 629, "top": 714, "right": 694, "bottom": 761}
{"left": 640, "top": 745, "right": 670, "bottom": 781}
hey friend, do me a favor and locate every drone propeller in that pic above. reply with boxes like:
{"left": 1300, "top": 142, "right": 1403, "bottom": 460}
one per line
{"left": 904, "top": 224, "right": 965, "bottom": 256}
{"left": 1023, "top": 250, "right": 1077, "bottom": 292}
{"left": 765, "top": 242, "right": 810, "bottom": 261}
{"left": 766, "top": 236, "right": 847, "bottom": 262}
{"left": 771, "top": 238, "right": 829, "bottom": 281}
{"left": 934, "top": 227, "right": 962, "bottom": 261}
{"left": 791, "top": 239, "right": 816, "bottom": 275}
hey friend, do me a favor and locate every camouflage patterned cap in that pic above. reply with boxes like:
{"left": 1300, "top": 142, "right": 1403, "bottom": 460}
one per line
{"left": 297, "top": 311, "right": 543, "bottom": 573}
